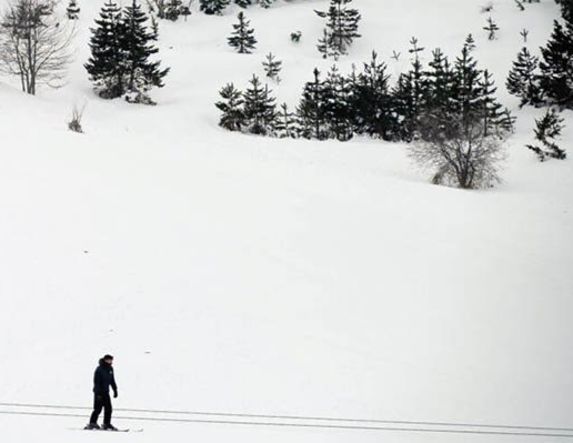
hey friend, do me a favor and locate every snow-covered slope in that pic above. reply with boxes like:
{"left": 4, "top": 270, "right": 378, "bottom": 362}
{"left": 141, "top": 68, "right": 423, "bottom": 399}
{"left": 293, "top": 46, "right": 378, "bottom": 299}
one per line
{"left": 0, "top": 1, "right": 572, "bottom": 442}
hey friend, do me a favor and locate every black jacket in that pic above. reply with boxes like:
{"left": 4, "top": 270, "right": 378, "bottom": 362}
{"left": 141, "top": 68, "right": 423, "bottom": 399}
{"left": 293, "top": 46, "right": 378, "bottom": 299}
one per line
{"left": 93, "top": 359, "right": 118, "bottom": 396}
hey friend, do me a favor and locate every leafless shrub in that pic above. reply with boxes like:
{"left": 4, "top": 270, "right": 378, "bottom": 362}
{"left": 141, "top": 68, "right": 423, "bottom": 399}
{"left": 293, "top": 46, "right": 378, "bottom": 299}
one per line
{"left": 409, "top": 112, "right": 507, "bottom": 189}
{"left": 0, "top": 0, "right": 74, "bottom": 95}
{"left": 68, "top": 102, "right": 85, "bottom": 133}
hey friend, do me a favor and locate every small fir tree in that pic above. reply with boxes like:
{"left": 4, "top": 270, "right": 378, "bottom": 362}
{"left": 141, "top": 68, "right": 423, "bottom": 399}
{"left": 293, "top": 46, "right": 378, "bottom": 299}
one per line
{"left": 262, "top": 52, "right": 281, "bottom": 82}
{"left": 234, "top": 0, "right": 252, "bottom": 7}
{"left": 216, "top": 83, "right": 245, "bottom": 131}
{"left": 275, "top": 103, "right": 298, "bottom": 138}
{"left": 67, "top": 0, "right": 80, "bottom": 19}
{"left": 478, "top": 69, "right": 514, "bottom": 136}
{"left": 526, "top": 108, "right": 567, "bottom": 160}
{"left": 315, "top": 0, "right": 361, "bottom": 59}
{"left": 323, "top": 64, "right": 353, "bottom": 141}
{"left": 199, "top": 0, "right": 230, "bottom": 15}
{"left": 257, "top": 0, "right": 274, "bottom": 8}
{"left": 483, "top": 16, "right": 499, "bottom": 40}
{"left": 228, "top": 12, "right": 257, "bottom": 54}
{"left": 242, "top": 75, "right": 277, "bottom": 135}
{"left": 297, "top": 68, "right": 329, "bottom": 140}
{"left": 506, "top": 46, "right": 543, "bottom": 107}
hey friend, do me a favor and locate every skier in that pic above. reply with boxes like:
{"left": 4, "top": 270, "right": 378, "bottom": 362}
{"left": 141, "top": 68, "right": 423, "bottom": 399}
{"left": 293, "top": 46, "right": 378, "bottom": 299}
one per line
{"left": 85, "top": 354, "right": 118, "bottom": 431}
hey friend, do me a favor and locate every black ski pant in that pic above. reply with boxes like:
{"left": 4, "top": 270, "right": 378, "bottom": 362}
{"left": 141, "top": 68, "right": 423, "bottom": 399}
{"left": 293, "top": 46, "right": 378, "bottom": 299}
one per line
{"left": 89, "top": 393, "right": 112, "bottom": 426}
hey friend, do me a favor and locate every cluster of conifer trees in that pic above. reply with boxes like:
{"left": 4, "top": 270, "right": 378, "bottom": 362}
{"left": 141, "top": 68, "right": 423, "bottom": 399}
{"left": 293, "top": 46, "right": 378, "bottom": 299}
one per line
{"left": 216, "top": 37, "right": 514, "bottom": 143}
{"left": 507, "top": 0, "right": 573, "bottom": 109}
{"left": 85, "top": 0, "right": 169, "bottom": 104}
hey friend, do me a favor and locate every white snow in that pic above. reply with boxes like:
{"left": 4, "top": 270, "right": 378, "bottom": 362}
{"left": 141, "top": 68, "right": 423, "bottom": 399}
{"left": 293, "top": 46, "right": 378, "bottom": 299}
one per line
{"left": 0, "top": 0, "right": 572, "bottom": 442}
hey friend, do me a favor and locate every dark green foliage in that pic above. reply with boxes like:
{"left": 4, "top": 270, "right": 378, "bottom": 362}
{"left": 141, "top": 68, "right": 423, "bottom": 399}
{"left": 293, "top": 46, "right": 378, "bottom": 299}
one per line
{"left": 243, "top": 75, "right": 277, "bottom": 135}
{"left": 323, "top": 65, "right": 353, "bottom": 141}
{"left": 216, "top": 83, "right": 245, "bottom": 131}
{"left": 539, "top": 16, "right": 573, "bottom": 108}
{"left": 315, "top": 0, "right": 361, "bottom": 59}
{"left": 275, "top": 103, "right": 298, "bottom": 138}
{"left": 228, "top": 12, "right": 257, "bottom": 53}
{"left": 506, "top": 47, "right": 543, "bottom": 107}
{"left": 526, "top": 108, "right": 567, "bottom": 160}
{"left": 263, "top": 52, "right": 282, "bottom": 82}
{"left": 297, "top": 68, "right": 329, "bottom": 140}
{"left": 479, "top": 70, "right": 514, "bottom": 136}
{"left": 349, "top": 51, "right": 396, "bottom": 140}
{"left": 85, "top": 0, "right": 169, "bottom": 102}
{"left": 200, "top": 0, "right": 230, "bottom": 15}
{"left": 234, "top": 0, "right": 252, "bottom": 7}
{"left": 85, "top": 0, "right": 126, "bottom": 99}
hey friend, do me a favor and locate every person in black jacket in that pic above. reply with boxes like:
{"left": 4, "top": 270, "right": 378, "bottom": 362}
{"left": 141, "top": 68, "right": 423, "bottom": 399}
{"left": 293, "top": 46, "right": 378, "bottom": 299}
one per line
{"left": 86, "top": 354, "right": 118, "bottom": 430}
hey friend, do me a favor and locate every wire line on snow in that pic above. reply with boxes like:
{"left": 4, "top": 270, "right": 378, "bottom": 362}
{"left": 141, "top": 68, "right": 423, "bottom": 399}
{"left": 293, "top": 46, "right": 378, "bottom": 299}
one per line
{"left": 1, "top": 409, "right": 573, "bottom": 438}
{"left": 0, "top": 401, "right": 572, "bottom": 433}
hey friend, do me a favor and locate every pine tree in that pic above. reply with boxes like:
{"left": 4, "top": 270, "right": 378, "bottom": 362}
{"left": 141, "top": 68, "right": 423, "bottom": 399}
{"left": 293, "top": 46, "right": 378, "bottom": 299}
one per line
{"left": 297, "top": 68, "right": 329, "bottom": 140}
{"left": 464, "top": 33, "right": 476, "bottom": 52}
{"left": 242, "top": 75, "right": 277, "bottom": 135}
{"left": 323, "top": 65, "right": 353, "bottom": 141}
{"left": 275, "top": 103, "right": 298, "bottom": 138}
{"left": 539, "top": 16, "right": 573, "bottom": 108}
{"left": 392, "top": 38, "right": 429, "bottom": 141}
{"left": 506, "top": 46, "right": 543, "bottom": 107}
{"left": 483, "top": 16, "right": 499, "bottom": 40}
{"left": 451, "top": 43, "right": 483, "bottom": 130}
{"left": 349, "top": 51, "right": 396, "bottom": 140}
{"left": 317, "top": 28, "right": 332, "bottom": 59}
{"left": 200, "top": 0, "right": 230, "bottom": 15}
{"left": 315, "top": 0, "right": 361, "bottom": 59}
{"left": 216, "top": 83, "right": 245, "bottom": 131}
{"left": 122, "top": 0, "right": 170, "bottom": 104}
{"left": 85, "top": 0, "right": 126, "bottom": 98}
{"left": 479, "top": 69, "right": 513, "bottom": 136}
{"left": 228, "top": 12, "right": 257, "bottom": 54}
{"left": 262, "top": 52, "right": 281, "bottom": 82}
{"left": 526, "top": 108, "right": 567, "bottom": 160}
{"left": 67, "top": 0, "right": 80, "bottom": 20}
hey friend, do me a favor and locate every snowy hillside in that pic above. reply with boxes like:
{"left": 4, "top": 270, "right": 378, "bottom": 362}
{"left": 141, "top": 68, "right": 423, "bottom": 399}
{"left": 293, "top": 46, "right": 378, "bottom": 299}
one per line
{"left": 0, "top": 0, "right": 572, "bottom": 442}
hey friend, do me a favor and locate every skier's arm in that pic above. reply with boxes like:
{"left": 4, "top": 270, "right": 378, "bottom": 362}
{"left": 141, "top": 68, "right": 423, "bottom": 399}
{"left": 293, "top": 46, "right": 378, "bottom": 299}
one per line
{"left": 111, "top": 371, "right": 118, "bottom": 397}
{"left": 93, "top": 367, "right": 103, "bottom": 394}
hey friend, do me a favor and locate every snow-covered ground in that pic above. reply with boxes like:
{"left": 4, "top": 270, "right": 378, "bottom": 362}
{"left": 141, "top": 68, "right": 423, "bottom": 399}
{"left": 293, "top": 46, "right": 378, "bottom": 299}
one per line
{"left": 0, "top": 0, "right": 572, "bottom": 442}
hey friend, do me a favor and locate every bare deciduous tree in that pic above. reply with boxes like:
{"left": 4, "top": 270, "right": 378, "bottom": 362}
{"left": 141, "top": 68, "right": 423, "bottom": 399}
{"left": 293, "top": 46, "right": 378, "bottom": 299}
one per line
{"left": 409, "top": 113, "right": 506, "bottom": 189}
{"left": 0, "top": 0, "right": 74, "bottom": 95}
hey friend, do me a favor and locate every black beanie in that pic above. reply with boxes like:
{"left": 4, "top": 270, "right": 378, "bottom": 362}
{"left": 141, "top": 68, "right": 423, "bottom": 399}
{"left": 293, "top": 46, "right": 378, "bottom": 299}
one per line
{"left": 103, "top": 354, "right": 114, "bottom": 360}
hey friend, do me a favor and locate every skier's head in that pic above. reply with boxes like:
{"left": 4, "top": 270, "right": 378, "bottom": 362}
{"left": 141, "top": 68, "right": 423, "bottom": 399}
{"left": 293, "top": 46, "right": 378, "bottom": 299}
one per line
{"left": 103, "top": 354, "right": 114, "bottom": 365}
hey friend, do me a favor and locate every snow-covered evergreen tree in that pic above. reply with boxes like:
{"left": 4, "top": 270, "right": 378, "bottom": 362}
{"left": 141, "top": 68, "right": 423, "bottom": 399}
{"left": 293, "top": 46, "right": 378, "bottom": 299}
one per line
{"left": 228, "top": 12, "right": 257, "bottom": 54}
{"left": 216, "top": 83, "right": 245, "bottom": 131}
{"left": 67, "top": 0, "right": 80, "bottom": 20}
{"left": 478, "top": 69, "right": 514, "bottom": 136}
{"left": 297, "top": 68, "right": 329, "bottom": 140}
{"left": 85, "top": 0, "right": 126, "bottom": 98}
{"left": 242, "top": 75, "right": 277, "bottom": 135}
{"left": 451, "top": 42, "right": 483, "bottom": 130}
{"left": 323, "top": 65, "right": 353, "bottom": 141}
{"left": 526, "top": 108, "right": 567, "bottom": 160}
{"left": 315, "top": 0, "right": 361, "bottom": 59}
{"left": 275, "top": 103, "right": 298, "bottom": 138}
{"left": 539, "top": 15, "right": 573, "bottom": 108}
{"left": 200, "top": 0, "right": 230, "bottom": 15}
{"left": 506, "top": 46, "right": 543, "bottom": 107}
{"left": 122, "top": 0, "right": 169, "bottom": 104}
{"left": 263, "top": 52, "right": 281, "bottom": 82}
{"left": 164, "top": 0, "right": 183, "bottom": 21}
{"left": 257, "top": 0, "right": 274, "bottom": 8}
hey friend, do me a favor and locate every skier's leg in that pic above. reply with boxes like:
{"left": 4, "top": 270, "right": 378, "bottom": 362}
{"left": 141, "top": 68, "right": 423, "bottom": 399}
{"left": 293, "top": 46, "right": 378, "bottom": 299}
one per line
{"left": 89, "top": 394, "right": 104, "bottom": 425}
{"left": 103, "top": 394, "right": 113, "bottom": 426}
